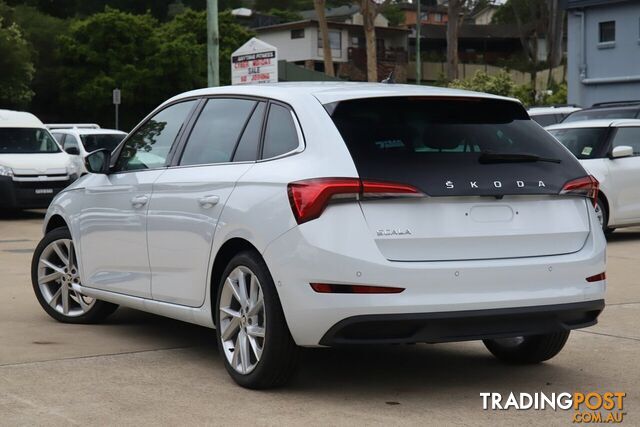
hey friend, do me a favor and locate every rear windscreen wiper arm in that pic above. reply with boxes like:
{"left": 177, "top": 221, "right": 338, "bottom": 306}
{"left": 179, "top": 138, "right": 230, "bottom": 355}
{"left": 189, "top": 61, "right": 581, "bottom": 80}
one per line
{"left": 478, "top": 152, "right": 562, "bottom": 164}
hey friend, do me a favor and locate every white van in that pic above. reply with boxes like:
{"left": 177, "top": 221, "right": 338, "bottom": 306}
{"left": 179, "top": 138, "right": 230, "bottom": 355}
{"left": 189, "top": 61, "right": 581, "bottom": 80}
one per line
{"left": 0, "top": 110, "right": 79, "bottom": 209}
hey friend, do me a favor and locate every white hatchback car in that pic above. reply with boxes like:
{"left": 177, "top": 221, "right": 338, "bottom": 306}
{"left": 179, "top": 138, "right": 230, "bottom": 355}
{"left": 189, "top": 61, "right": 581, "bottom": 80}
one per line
{"left": 32, "top": 83, "right": 606, "bottom": 388}
{"left": 547, "top": 119, "right": 640, "bottom": 233}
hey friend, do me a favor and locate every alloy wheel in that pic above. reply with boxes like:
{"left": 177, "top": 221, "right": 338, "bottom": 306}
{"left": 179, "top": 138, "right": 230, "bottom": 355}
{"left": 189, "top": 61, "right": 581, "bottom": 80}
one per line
{"left": 37, "top": 238, "right": 95, "bottom": 317}
{"left": 219, "top": 266, "right": 266, "bottom": 375}
{"left": 594, "top": 203, "right": 605, "bottom": 229}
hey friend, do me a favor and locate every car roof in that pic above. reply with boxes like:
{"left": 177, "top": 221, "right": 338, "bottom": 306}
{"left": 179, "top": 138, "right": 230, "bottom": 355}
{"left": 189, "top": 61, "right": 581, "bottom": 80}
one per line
{"left": 165, "top": 82, "right": 521, "bottom": 107}
{"left": 545, "top": 119, "right": 640, "bottom": 130}
{"left": 528, "top": 106, "right": 581, "bottom": 115}
{"left": 0, "top": 109, "right": 45, "bottom": 128}
{"left": 51, "top": 128, "right": 126, "bottom": 136}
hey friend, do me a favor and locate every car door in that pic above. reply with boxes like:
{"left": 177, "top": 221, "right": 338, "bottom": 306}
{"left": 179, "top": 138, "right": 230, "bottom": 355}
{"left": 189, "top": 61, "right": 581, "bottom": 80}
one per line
{"left": 77, "top": 99, "right": 198, "bottom": 298}
{"left": 607, "top": 126, "right": 640, "bottom": 223}
{"left": 147, "top": 98, "right": 265, "bottom": 307}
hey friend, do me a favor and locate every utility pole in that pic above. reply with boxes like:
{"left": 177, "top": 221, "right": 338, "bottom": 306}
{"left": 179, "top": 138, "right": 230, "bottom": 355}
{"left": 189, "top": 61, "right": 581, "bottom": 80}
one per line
{"left": 415, "top": 0, "right": 421, "bottom": 85}
{"left": 207, "top": 0, "right": 220, "bottom": 87}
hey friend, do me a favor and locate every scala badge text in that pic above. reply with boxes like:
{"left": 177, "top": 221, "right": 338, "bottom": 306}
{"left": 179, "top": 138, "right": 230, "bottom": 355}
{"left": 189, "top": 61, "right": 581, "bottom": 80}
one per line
{"left": 480, "top": 392, "right": 626, "bottom": 423}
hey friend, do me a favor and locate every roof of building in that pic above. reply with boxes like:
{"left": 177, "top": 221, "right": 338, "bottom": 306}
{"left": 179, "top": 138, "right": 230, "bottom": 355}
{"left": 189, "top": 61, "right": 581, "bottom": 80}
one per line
{"left": 0, "top": 109, "right": 44, "bottom": 128}
{"left": 299, "top": 5, "right": 360, "bottom": 20}
{"left": 163, "top": 82, "right": 518, "bottom": 107}
{"left": 254, "top": 19, "right": 409, "bottom": 33}
{"left": 546, "top": 119, "right": 640, "bottom": 130}
{"left": 563, "top": 0, "right": 631, "bottom": 9}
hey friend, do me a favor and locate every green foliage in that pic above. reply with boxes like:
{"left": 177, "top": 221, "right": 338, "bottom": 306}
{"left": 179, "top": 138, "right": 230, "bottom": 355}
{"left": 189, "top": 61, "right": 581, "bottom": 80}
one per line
{"left": 538, "top": 81, "right": 567, "bottom": 106}
{"left": 267, "top": 8, "right": 303, "bottom": 23}
{"left": 448, "top": 70, "right": 517, "bottom": 98}
{"left": 381, "top": 3, "right": 404, "bottom": 27}
{"left": 0, "top": 17, "right": 34, "bottom": 108}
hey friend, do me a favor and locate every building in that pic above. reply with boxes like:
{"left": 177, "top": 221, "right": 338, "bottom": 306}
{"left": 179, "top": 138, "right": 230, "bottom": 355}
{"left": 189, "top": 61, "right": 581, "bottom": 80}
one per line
{"left": 254, "top": 20, "right": 409, "bottom": 82}
{"left": 565, "top": 0, "right": 640, "bottom": 106}
{"left": 468, "top": 4, "right": 499, "bottom": 25}
{"left": 299, "top": 5, "right": 389, "bottom": 27}
{"left": 398, "top": 3, "right": 449, "bottom": 26}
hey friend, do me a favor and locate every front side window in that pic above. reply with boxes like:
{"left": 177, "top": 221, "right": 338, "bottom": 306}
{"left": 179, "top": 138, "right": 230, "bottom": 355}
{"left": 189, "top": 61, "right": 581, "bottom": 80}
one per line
{"left": 599, "top": 21, "right": 615, "bottom": 43}
{"left": 262, "top": 104, "right": 299, "bottom": 159}
{"left": 180, "top": 98, "right": 257, "bottom": 166}
{"left": 548, "top": 128, "right": 610, "bottom": 159}
{"left": 0, "top": 128, "right": 60, "bottom": 154}
{"left": 115, "top": 100, "right": 196, "bottom": 171}
{"left": 612, "top": 127, "right": 640, "bottom": 155}
{"left": 63, "top": 134, "right": 80, "bottom": 151}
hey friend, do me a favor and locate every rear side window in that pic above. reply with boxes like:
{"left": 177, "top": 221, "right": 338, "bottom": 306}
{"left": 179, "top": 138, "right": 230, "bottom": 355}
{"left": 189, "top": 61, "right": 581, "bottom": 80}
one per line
{"left": 329, "top": 97, "right": 586, "bottom": 197}
{"left": 612, "top": 127, "right": 640, "bottom": 155}
{"left": 262, "top": 104, "right": 299, "bottom": 159}
{"left": 180, "top": 98, "right": 256, "bottom": 166}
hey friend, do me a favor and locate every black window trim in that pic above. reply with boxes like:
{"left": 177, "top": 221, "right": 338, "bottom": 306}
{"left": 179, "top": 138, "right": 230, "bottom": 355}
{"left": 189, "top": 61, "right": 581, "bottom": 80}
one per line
{"left": 109, "top": 96, "right": 202, "bottom": 175}
{"left": 166, "top": 95, "right": 306, "bottom": 170}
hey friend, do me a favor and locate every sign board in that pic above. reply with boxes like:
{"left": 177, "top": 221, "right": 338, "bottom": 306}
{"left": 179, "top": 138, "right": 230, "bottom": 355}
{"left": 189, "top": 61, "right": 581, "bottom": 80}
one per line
{"left": 112, "top": 88, "right": 121, "bottom": 105}
{"left": 231, "top": 38, "right": 278, "bottom": 85}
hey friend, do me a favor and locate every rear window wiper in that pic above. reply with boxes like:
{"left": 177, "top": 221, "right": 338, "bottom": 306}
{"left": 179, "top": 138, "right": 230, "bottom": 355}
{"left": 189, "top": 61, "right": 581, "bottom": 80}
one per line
{"left": 478, "top": 152, "right": 561, "bottom": 164}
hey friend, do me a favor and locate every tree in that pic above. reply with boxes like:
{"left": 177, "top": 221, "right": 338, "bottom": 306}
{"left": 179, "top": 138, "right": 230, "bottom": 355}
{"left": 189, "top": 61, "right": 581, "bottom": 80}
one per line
{"left": 0, "top": 17, "right": 34, "bottom": 108}
{"left": 446, "top": 0, "right": 465, "bottom": 81}
{"left": 315, "top": 0, "right": 334, "bottom": 76}
{"left": 357, "top": 0, "right": 390, "bottom": 82}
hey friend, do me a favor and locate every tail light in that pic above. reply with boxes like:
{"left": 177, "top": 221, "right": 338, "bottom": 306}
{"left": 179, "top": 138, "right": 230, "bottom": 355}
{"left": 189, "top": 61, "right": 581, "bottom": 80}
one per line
{"left": 288, "top": 178, "right": 422, "bottom": 224}
{"left": 310, "top": 283, "right": 405, "bottom": 294}
{"left": 560, "top": 175, "right": 599, "bottom": 206}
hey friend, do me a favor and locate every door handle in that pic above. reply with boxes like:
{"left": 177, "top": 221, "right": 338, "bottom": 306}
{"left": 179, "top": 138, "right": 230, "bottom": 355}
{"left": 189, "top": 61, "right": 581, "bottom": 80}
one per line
{"left": 131, "top": 195, "right": 149, "bottom": 208}
{"left": 198, "top": 195, "right": 220, "bottom": 208}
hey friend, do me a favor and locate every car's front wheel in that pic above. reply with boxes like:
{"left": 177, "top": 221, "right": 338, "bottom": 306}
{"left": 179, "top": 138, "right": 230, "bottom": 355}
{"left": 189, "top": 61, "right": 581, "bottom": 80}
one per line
{"left": 483, "top": 331, "right": 570, "bottom": 364}
{"left": 31, "top": 227, "right": 118, "bottom": 323}
{"left": 215, "top": 251, "right": 298, "bottom": 389}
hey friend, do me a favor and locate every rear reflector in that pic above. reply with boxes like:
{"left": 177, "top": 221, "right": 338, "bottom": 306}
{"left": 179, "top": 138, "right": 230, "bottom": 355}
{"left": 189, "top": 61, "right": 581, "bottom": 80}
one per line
{"left": 288, "top": 178, "right": 422, "bottom": 224}
{"left": 560, "top": 175, "right": 599, "bottom": 206}
{"left": 586, "top": 272, "right": 606, "bottom": 282}
{"left": 310, "top": 283, "right": 405, "bottom": 294}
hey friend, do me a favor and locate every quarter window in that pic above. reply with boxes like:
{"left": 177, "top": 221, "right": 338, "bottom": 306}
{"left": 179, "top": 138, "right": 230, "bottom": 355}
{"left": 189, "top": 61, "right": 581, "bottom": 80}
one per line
{"left": 115, "top": 100, "right": 197, "bottom": 172}
{"left": 612, "top": 127, "right": 640, "bottom": 155}
{"left": 180, "top": 98, "right": 257, "bottom": 166}
{"left": 599, "top": 21, "right": 615, "bottom": 43}
{"left": 233, "top": 102, "right": 266, "bottom": 162}
{"left": 262, "top": 104, "right": 299, "bottom": 159}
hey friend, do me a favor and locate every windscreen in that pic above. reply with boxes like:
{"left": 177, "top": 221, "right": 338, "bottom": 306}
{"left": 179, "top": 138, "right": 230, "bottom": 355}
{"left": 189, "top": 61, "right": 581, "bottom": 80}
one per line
{"left": 563, "top": 107, "right": 638, "bottom": 122}
{"left": 329, "top": 97, "right": 587, "bottom": 197}
{"left": 547, "top": 128, "right": 609, "bottom": 159}
{"left": 80, "top": 133, "right": 125, "bottom": 153}
{"left": 0, "top": 128, "right": 60, "bottom": 154}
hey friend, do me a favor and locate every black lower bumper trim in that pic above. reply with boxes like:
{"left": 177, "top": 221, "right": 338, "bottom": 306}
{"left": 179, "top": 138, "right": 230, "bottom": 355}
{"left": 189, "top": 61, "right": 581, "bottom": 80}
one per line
{"left": 319, "top": 300, "right": 605, "bottom": 346}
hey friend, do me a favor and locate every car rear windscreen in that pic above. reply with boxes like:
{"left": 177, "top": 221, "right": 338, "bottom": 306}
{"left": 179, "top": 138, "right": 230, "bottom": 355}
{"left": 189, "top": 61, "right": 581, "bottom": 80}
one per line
{"left": 328, "top": 97, "right": 587, "bottom": 197}
{"left": 547, "top": 128, "right": 609, "bottom": 159}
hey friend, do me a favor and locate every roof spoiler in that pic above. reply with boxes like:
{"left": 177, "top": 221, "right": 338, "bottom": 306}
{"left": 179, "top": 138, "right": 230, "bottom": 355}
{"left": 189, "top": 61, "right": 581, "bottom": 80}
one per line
{"left": 45, "top": 123, "right": 101, "bottom": 130}
{"left": 591, "top": 100, "right": 640, "bottom": 108}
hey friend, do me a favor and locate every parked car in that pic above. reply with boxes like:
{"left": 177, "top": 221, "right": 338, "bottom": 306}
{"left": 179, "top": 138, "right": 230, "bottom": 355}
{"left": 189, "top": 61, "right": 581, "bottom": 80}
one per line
{"left": 31, "top": 84, "right": 606, "bottom": 389}
{"left": 0, "top": 110, "right": 79, "bottom": 210}
{"left": 48, "top": 124, "right": 127, "bottom": 174}
{"left": 528, "top": 105, "right": 582, "bottom": 127}
{"left": 546, "top": 119, "right": 640, "bottom": 233}
{"left": 563, "top": 100, "right": 640, "bottom": 123}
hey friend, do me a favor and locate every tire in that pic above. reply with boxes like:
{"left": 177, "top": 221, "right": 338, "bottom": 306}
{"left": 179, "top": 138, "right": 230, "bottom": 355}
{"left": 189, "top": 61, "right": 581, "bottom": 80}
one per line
{"left": 31, "top": 226, "right": 118, "bottom": 324}
{"left": 215, "top": 250, "right": 299, "bottom": 389}
{"left": 595, "top": 196, "right": 614, "bottom": 235}
{"left": 483, "top": 331, "right": 570, "bottom": 364}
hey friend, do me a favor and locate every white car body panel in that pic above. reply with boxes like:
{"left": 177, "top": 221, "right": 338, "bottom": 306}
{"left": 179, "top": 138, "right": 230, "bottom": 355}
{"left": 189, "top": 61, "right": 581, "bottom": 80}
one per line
{"left": 42, "top": 84, "right": 607, "bottom": 347}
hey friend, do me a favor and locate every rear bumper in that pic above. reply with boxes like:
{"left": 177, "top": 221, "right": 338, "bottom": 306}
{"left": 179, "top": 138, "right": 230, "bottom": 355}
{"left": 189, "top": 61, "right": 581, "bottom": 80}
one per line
{"left": 319, "top": 300, "right": 604, "bottom": 345}
{"left": 0, "top": 176, "right": 73, "bottom": 209}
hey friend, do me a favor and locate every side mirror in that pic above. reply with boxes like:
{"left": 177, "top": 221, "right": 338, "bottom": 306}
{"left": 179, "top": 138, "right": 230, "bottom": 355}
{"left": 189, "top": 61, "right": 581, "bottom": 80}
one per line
{"left": 611, "top": 145, "right": 634, "bottom": 159}
{"left": 65, "top": 146, "right": 80, "bottom": 156}
{"left": 85, "top": 149, "right": 111, "bottom": 174}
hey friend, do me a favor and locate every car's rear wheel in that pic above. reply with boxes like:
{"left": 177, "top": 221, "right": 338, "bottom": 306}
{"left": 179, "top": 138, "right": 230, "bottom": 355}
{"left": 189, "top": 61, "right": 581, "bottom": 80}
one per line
{"left": 31, "top": 227, "right": 118, "bottom": 323}
{"left": 595, "top": 196, "right": 614, "bottom": 235}
{"left": 215, "top": 251, "right": 298, "bottom": 389}
{"left": 483, "top": 331, "right": 570, "bottom": 364}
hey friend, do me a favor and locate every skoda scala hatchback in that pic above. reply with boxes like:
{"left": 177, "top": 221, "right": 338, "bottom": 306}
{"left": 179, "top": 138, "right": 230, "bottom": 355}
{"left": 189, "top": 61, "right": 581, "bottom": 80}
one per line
{"left": 31, "top": 83, "right": 606, "bottom": 389}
